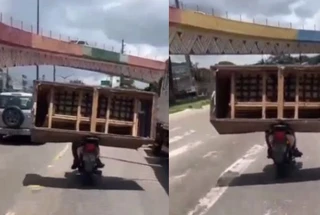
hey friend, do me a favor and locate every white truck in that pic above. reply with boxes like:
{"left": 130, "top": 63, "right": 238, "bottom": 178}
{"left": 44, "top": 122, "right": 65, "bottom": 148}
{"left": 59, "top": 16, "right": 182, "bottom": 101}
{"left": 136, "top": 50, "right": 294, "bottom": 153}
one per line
{"left": 152, "top": 58, "right": 169, "bottom": 155}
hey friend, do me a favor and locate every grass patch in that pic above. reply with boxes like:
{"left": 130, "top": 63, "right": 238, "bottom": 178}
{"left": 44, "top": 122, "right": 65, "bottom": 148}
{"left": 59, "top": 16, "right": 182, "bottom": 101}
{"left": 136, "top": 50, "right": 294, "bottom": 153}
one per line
{"left": 169, "top": 98, "right": 209, "bottom": 114}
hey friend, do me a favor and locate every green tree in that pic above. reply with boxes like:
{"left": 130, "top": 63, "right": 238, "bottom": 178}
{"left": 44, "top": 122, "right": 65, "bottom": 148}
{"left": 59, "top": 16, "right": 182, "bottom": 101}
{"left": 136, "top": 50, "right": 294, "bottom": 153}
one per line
{"left": 217, "top": 61, "right": 235, "bottom": 65}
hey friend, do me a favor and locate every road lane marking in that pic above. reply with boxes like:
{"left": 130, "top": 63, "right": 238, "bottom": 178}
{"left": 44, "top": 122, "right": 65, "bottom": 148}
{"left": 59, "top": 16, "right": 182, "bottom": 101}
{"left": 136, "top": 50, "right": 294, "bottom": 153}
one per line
{"left": 170, "top": 127, "right": 181, "bottom": 132}
{"left": 53, "top": 143, "right": 70, "bottom": 161}
{"left": 5, "top": 211, "right": 15, "bottom": 215}
{"left": 169, "top": 109, "right": 191, "bottom": 118}
{"left": 170, "top": 141, "right": 203, "bottom": 158}
{"left": 170, "top": 169, "right": 190, "bottom": 184}
{"left": 203, "top": 151, "right": 218, "bottom": 159}
{"left": 169, "top": 130, "right": 196, "bottom": 144}
{"left": 187, "top": 144, "right": 265, "bottom": 215}
{"left": 264, "top": 209, "right": 272, "bottom": 215}
{"left": 27, "top": 185, "right": 43, "bottom": 191}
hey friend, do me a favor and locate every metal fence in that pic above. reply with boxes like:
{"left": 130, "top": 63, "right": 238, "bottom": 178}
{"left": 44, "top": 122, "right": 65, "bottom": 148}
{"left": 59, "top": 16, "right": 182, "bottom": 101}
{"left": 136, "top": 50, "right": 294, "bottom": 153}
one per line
{"left": 170, "top": 0, "right": 318, "bottom": 30}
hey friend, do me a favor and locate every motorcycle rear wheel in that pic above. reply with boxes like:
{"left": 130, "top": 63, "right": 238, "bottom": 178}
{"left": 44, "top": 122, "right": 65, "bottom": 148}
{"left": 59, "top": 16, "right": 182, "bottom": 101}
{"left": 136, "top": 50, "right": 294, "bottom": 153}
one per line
{"left": 275, "top": 163, "right": 287, "bottom": 178}
{"left": 82, "top": 172, "right": 94, "bottom": 185}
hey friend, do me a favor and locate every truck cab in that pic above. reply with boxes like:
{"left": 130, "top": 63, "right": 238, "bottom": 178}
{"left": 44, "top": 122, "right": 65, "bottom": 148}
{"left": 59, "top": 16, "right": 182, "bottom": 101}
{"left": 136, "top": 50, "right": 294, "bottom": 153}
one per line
{"left": 152, "top": 58, "right": 169, "bottom": 156}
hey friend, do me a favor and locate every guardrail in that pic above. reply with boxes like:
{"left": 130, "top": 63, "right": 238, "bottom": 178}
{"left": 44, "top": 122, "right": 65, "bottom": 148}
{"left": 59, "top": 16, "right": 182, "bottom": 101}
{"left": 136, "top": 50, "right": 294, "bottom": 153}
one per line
{"left": 0, "top": 11, "right": 161, "bottom": 60}
{"left": 170, "top": 0, "right": 318, "bottom": 30}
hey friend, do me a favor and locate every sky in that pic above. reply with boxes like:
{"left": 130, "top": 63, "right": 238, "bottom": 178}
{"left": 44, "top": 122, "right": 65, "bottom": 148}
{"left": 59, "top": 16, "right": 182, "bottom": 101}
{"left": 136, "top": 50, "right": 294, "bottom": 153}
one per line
{"left": 2, "top": 0, "right": 319, "bottom": 85}
{"left": 169, "top": 0, "right": 320, "bottom": 67}
{"left": 0, "top": 0, "right": 168, "bottom": 88}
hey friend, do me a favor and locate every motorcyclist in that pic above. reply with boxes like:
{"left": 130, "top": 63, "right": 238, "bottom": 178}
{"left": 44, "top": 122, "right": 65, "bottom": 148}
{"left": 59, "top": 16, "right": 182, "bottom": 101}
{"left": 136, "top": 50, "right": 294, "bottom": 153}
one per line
{"left": 265, "top": 122, "right": 303, "bottom": 158}
{"left": 71, "top": 137, "right": 105, "bottom": 169}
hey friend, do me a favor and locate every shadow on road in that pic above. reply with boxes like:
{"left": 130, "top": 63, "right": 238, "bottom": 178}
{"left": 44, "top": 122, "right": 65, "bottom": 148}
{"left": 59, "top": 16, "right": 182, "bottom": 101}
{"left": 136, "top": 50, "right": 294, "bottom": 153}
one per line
{"left": 101, "top": 155, "right": 163, "bottom": 168}
{"left": 0, "top": 136, "right": 45, "bottom": 146}
{"left": 143, "top": 147, "right": 169, "bottom": 195}
{"left": 22, "top": 172, "right": 144, "bottom": 190}
{"left": 101, "top": 147, "right": 169, "bottom": 195}
{"left": 220, "top": 162, "right": 320, "bottom": 187}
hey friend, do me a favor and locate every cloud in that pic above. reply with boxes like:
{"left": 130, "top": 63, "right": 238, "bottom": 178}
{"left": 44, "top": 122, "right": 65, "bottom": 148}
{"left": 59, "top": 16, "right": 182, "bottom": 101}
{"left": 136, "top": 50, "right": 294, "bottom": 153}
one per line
{"left": 60, "top": 0, "right": 168, "bottom": 47}
{"left": 172, "top": 0, "right": 298, "bottom": 17}
{"left": 293, "top": 0, "right": 320, "bottom": 18}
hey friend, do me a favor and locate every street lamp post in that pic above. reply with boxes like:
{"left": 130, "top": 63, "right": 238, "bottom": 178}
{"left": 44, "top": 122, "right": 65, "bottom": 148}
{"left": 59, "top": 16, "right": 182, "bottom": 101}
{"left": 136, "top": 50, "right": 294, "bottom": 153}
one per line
{"left": 36, "top": 0, "right": 39, "bottom": 80}
{"left": 174, "top": 0, "right": 180, "bottom": 8}
{"left": 53, "top": 65, "right": 56, "bottom": 82}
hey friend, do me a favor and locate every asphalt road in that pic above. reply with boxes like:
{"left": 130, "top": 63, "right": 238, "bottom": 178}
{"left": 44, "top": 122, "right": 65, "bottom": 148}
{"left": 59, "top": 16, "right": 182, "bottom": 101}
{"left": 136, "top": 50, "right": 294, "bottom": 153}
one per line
{"left": 0, "top": 137, "right": 168, "bottom": 215}
{"left": 170, "top": 106, "right": 320, "bottom": 215}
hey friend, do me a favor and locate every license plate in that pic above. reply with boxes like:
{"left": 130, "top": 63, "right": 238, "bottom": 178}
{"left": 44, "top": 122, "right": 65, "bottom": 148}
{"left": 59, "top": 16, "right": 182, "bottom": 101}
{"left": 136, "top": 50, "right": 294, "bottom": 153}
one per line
{"left": 83, "top": 154, "right": 96, "bottom": 162}
{"left": 273, "top": 145, "right": 287, "bottom": 162}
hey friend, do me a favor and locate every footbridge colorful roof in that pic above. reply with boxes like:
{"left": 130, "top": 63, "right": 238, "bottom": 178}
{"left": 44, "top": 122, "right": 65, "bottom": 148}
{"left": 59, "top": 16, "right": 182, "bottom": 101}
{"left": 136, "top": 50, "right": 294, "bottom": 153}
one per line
{"left": 169, "top": 7, "right": 320, "bottom": 54}
{"left": 0, "top": 21, "right": 165, "bottom": 83}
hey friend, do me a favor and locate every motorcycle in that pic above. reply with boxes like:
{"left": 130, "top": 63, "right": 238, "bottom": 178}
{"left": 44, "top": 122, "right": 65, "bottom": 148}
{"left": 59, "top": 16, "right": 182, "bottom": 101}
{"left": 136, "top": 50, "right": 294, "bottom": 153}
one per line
{"left": 76, "top": 136, "right": 101, "bottom": 184}
{"left": 266, "top": 122, "right": 296, "bottom": 177}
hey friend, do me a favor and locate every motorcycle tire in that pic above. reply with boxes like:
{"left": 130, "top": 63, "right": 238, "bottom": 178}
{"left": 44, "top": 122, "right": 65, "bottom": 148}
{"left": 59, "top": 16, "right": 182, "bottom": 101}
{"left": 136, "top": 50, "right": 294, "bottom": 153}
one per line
{"left": 152, "top": 144, "right": 162, "bottom": 156}
{"left": 276, "top": 163, "right": 287, "bottom": 178}
{"left": 82, "top": 172, "right": 94, "bottom": 186}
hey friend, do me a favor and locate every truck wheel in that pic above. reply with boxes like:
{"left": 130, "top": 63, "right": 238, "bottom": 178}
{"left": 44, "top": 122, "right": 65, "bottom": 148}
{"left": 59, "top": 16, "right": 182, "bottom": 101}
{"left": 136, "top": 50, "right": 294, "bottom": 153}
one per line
{"left": 152, "top": 125, "right": 163, "bottom": 156}
{"left": 152, "top": 144, "right": 162, "bottom": 156}
{"left": 2, "top": 106, "right": 24, "bottom": 128}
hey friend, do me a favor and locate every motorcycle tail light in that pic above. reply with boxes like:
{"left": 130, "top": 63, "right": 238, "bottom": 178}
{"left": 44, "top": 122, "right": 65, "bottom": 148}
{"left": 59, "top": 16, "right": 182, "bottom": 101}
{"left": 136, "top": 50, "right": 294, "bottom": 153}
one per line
{"left": 273, "top": 131, "right": 286, "bottom": 141}
{"left": 84, "top": 143, "right": 96, "bottom": 152}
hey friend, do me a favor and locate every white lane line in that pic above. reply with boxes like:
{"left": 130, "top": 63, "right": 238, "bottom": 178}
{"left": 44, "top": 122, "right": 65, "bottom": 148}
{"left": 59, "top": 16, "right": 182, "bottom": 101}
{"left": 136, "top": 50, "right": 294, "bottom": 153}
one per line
{"left": 264, "top": 209, "right": 272, "bottom": 215}
{"left": 170, "top": 169, "right": 190, "bottom": 184}
{"left": 203, "top": 151, "right": 218, "bottom": 159}
{"left": 170, "top": 127, "right": 181, "bottom": 132}
{"left": 169, "top": 130, "right": 196, "bottom": 144}
{"left": 170, "top": 141, "right": 203, "bottom": 158}
{"left": 5, "top": 211, "right": 15, "bottom": 215}
{"left": 187, "top": 144, "right": 266, "bottom": 215}
{"left": 53, "top": 143, "right": 70, "bottom": 161}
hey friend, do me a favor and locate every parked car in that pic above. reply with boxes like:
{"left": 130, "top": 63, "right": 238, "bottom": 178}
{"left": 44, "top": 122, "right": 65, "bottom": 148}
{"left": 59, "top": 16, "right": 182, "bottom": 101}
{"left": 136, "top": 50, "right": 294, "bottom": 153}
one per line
{"left": 0, "top": 92, "right": 33, "bottom": 139}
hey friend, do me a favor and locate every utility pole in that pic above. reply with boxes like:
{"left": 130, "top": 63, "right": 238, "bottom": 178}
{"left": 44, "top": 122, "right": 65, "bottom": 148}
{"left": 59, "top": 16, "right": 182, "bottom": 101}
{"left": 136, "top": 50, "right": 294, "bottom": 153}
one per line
{"left": 120, "top": 39, "right": 125, "bottom": 54}
{"left": 53, "top": 65, "right": 56, "bottom": 82}
{"left": 299, "top": 52, "right": 302, "bottom": 64}
{"left": 5, "top": 68, "right": 9, "bottom": 90}
{"left": 0, "top": 68, "right": 3, "bottom": 92}
{"left": 174, "top": 0, "right": 180, "bottom": 8}
{"left": 36, "top": 0, "right": 40, "bottom": 80}
{"left": 120, "top": 39, "right": 126, "bottom": 87}
{"left": 174, "top": 0, "right": 193, "bottom": 95}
